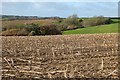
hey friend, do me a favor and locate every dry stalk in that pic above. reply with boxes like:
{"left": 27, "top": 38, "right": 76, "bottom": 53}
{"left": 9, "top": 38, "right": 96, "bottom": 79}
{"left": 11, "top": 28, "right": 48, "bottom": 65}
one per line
{"left": 48, "top": 70, "right": 65, "bottom": 74}
{"left": 69, "top": 65, "right": 77, "bottom": 78}
{"left": 16, "top": 58, "right": 29, "bottom": 62}
{"left": 19, "top": 70, "right": 43, "bottom": 74}
{"left": 11, "top": 58, "right": 14, "bottom": 66}
{"left": 64, "top": 64, "right": 69, "bottom": 78}
{"left": 48, "top": 73, "right": 52, "bottom": 78}
{"left": 106, "top": 69, "right": 118, "bottom": 78}
{"left": 28, "top": 60, "right": 32, "bottom": 70}
{"left": 4, "top": 57, "right": 20, "bottom": 76}
{"left": 4, "top": 57, "right": 11, "bottom": 67}
{"left": 64, "top": 71, "right": 67, "bottom": 78}
{"left": 101, "top": 58, "right": 104, "bottom": 70}
{"left": 52, "top": 47, "right": 55, "bottom": 57}
{"left": 78, "top": 72, "right": 85, "bottom": 77}
{"left": 98, "top": 58, "right": 104, "bottom": 70}
{"left": 4, "top": 74, "right": 15, "bottom": 77}
{"left": 16, "top": 58, "right": 42, "bottom": 64}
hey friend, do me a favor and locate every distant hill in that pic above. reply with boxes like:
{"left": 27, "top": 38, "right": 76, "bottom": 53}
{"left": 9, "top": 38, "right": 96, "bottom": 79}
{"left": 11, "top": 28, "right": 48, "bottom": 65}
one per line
{"left": 1, "top": 15, "right": 61, "bottom": 20}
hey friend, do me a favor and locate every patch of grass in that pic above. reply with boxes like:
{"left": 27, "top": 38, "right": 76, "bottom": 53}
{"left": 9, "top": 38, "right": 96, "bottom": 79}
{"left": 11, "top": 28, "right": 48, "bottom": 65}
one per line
{"left": 63, "top": 23, "right": 118, "bottom": 35}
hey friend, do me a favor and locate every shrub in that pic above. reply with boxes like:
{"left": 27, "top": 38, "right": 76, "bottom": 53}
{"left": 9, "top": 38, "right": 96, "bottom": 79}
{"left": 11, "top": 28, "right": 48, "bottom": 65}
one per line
{"left": 2, "top": 23, "right": 41, "bottom": 36}
{"left": 79, "top": 19, "right": 83, "bottom": 23}
{"left": 63, "top": 14, "right": 79, "bottom": 26}
{"left": 2, "top": 23, "right": 62, "bottom": 36}
{"left": 62, "top": 14, "right": 82, "bottom": 30}
{"left": 55, "top": 24, "right": 67, "bottom": 31}
{"left": 17, "top": 28, "right": 29, "bottom": 36}
{"left": 105, "top": 18, "right": 113, "bottom": 24}
{"left": 24, "top": 23, "right": 41, "bottom": 35}
{"left": 82, "top": 16, "right": 112, "bottom": 27}
{"left": 40, "top": 24, "right": 62, "bottom": 35}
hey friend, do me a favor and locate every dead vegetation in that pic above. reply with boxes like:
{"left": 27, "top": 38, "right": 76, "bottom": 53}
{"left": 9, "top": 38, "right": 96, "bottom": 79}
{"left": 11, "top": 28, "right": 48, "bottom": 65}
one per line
{"left": 2, "top": 33, "right": 119, "bottom": 79}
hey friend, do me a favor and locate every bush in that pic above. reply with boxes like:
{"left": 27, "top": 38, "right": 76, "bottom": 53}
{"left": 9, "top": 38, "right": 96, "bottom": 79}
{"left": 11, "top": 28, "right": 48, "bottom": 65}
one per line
{"left": 2, "top": 23, "right": 40, "bottom": 36}
{"left": 79, "top": 19, "right": 83, "bottom": 23}
{"left": 63, "top": 14, "right": 79, "bottom": 26}
{"left": 2, "top": 23, "right": 62, "bottom": 36}
{"left": 40, "top": 24, "right": 62, "bottom": 35}
{"left": 62, "top": 14, "right": 82, "bottom": 30}
{"left": 55, "top": 24, "right": 67, "bottom": 31}
{"left": 105, "top": 18, "right": 113, "bottom": 24}
{"left": 82, "top": 16, "right": 112, "bottom": 27}
{"left": 24, "top": 23, "right": 41, "bottom": 35}
{"left": 17, "top": 28, "right": 29, "bottom": 36}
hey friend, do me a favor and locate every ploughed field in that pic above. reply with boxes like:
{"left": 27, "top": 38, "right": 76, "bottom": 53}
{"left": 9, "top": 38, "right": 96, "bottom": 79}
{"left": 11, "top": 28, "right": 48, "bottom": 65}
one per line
{"left": 2, "top": 33, "right": 119, "bottom": 79}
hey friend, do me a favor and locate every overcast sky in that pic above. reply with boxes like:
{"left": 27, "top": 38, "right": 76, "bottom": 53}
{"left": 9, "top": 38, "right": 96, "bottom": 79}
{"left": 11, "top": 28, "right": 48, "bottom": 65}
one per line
{"left": 2, "top": 1, "right": 119, "bottom": 18}
{"left": 2, "top": 0, "right": 120, "bottom": 2}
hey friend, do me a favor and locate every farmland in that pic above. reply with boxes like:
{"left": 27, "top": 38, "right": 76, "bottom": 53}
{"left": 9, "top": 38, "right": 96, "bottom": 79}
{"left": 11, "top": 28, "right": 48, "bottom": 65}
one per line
{"left": 63, "top": 23, "right": 118, "bottom": 35}
{"left": 1, "top": 18, "right": 119, "bottom": 36}
{"left": 1, "top": 2, "right": 119, "bottom": 80}
{"left": 2, "top": 33, "right": 119, "bottom": 79}
{"left": 2, "top": 19, "right": 57, "bottom": 29}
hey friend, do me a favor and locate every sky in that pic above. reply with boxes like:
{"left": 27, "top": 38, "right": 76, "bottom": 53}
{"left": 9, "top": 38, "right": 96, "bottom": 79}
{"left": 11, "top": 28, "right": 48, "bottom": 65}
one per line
{"left": 2, "top": 0, "right": 120, "bottom": 2}
{"left": 2, "top": 1, "right": 119, "bottom": 18}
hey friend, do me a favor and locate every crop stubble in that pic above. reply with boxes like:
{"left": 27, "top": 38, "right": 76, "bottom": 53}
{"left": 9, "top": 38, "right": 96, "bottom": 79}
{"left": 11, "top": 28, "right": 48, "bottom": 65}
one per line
{"left": 2, "top": 33, "right": 119, "bottom": 78}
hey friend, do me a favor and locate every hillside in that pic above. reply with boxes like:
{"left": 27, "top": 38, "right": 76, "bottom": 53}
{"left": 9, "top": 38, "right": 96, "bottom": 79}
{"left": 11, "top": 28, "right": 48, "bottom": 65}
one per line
{"left": 63, "top": 23, "right": 118, "bottom": 35}
{"left": 2, "top": 33, "right": 119, "bottom": 79}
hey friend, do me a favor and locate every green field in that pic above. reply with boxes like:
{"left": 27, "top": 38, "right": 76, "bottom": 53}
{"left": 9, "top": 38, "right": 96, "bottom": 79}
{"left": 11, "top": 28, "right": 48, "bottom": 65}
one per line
{"left": 63, "top": 23, "right": 118, "bottom": 35}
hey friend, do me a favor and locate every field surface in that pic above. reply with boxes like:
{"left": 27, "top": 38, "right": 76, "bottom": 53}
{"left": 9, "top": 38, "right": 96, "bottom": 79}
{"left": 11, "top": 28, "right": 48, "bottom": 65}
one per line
{"left": 63, "top": 23, "right": 118, "bottom": 35}
{"left": 2, "top": 33, "right": 119, "bottom": 79}
{"left": 2, "top": 19, "right": 57, "bottom": 29}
